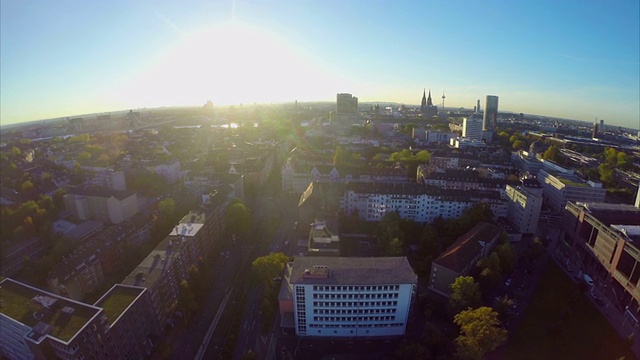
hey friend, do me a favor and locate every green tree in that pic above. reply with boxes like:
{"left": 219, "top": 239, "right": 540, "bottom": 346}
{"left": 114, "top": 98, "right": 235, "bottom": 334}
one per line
{"left": 395, "top": 341, "right": 430, "bottom": 360}
{"left": 158, "top": 198, "right": 176, "bottom": 220}
{"left": 512, "top": 140, "right": 526, "bottom": 150}
{"left": 375, "top": 212, "right": 404, "bottom": 253}
{"left": 387, "top": 237, "right": 404, "bottom": 256}
{"left": 251, "top": 252, "right": 289, "bottom": 284}
{"left": 453, "top": 307, "right": 507, "bottom": 360}
{"left": 224, "top": 198, "right": 252, "bottom": 236}
{"left": 449, "top": 276, "right": 482, "bottom": 314}
{"left": 542, "top": 145, "right": 561, "bottom": 163}
{"left": 493, "top": 295, "right": 515, "bottom": 322}
{"left": 177, "top": 280, "right": 198, "bottom": 321}
{"left": 21, "top": 180, "right": 34, "bottom": 194}
{"left": 415, "top": 150, "right": 431, "bottom": 163}
{"left": 495, "top": 239, "right": 516, "bottom": 274}
{"left": 476, "top": 252, "right": 502, "bottom": 288}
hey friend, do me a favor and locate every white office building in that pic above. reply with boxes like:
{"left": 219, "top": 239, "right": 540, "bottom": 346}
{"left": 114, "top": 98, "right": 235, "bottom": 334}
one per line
{"left": 462, "top": 117, "right": 483, "bottom": 140}
{"left": 505, "top": 180, "right": 543, "bottom": 234}
{"left": 282, "top": 257, "right": 416, "bottom": 337}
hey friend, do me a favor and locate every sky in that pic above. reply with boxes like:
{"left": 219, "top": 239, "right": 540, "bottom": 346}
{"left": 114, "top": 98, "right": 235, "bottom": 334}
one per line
{"left": 1, "top": 0, "right": 639, "bottom": 129}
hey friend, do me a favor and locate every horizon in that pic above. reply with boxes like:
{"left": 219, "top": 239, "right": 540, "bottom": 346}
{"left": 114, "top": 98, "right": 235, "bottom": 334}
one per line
{"left": 1, "top": 1, "right": 639, "bottom": 129}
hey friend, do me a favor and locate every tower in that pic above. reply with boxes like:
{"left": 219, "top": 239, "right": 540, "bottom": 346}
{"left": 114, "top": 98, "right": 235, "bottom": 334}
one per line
{"left": 420, "top": 89, "right": 437, "bottom": 117}
{"left": 592, "top": 121, "right": 598, "bottom": 138}
{"left": 483, "top": 95, "right": 499, "bottom": 131}
{"left": 441, "top": 90, "right": 446, "bottom": 110}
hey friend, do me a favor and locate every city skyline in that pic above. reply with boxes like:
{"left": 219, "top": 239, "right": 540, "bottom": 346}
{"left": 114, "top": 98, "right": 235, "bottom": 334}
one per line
{"left": 1, "top": 0, "right": 639, "bottom": 129}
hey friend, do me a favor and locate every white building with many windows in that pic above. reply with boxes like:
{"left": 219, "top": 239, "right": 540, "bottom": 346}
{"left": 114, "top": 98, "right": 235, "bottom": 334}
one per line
{"left": 279, "top": 257, "right": 416, "bottom": 337}
{"left": 505, "top": 179, "right": 544, "bottom": 234}
{"left": 342, "top": 183, "right": 507, "bottom": 223}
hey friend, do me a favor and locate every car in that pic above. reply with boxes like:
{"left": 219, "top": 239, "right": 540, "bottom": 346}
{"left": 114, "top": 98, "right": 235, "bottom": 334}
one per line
{"left": 583, "top": 273, "right": 594, "bottom": 286}
{"left": 505, "top": 278, "right": 512, "bottom": 287}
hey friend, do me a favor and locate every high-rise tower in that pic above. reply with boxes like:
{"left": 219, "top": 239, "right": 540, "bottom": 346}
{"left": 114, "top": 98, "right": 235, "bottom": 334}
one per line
{"left": 483, "top": 95, "right": 499, "bottom": 131}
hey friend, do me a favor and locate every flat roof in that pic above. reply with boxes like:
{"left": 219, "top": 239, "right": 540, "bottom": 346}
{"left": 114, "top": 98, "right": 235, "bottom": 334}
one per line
{"left": 290, "top": 257, "right": 416, "bottom": 285}
{"left": 94, "top": 285, "right": 144, "bottom": 326}
{"left": 169, "top": 222, "right": 204, "bottom": 237}
{"left": 0, "top": 278, "right": 101, "bottom": 343}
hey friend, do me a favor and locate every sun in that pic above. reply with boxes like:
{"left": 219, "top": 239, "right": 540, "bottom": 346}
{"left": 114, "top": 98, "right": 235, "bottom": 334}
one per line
{"left": 115, "top": 21, "right": 340, "bottom": 108}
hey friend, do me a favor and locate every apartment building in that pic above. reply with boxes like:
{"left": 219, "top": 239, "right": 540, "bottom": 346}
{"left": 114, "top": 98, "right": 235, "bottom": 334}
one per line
{"left": 0, "top": 279, "right": 156, "bottom": 360}
{"left": 561, "top": 202, "right": 640, "bottom": 315}
{"left": 279, "top": 257, "right": 416, "bottom": 337}
{"left": 538, "top": 167, "right": 606, "bottom": 211}
{"left": 505, "top": 179, "right": 543, "bottom": 234}
{"left": 416, "top": 167, "right": 509, "bottom": 192}
{"left": 342, "top": 183, "right": 507, "bottom": 223}
{"left": 429, "top": 222, "right": 504, "bottom": 297}
{"left": 64, "top": 188, "right": 139, "bottom": 224}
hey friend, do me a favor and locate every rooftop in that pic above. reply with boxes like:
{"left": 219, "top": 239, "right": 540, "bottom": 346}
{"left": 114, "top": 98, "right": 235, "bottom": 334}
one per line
{"left": 433, "top": 222, "right": 503, "bottom": 273}
{"left": 290, "top": 257, "right": 416, "bottom": 285}
{"left": 66, "top": 187, "right": 137, "bottom": 200}
{"left": 94, "top": 285, "right": 144, "bottom": 326}
{"left": 0, "top": 278, "right": 100, "bottom": 343}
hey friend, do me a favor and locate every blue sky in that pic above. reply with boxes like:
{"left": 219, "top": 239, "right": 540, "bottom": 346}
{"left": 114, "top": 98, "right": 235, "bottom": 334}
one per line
{"left": 1, "top": 0, "right": 639, "bottom": 129}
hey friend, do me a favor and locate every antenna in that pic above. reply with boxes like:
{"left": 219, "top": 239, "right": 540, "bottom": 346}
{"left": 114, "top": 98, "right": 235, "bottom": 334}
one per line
{"left": 441, "top": 90, "right": 446, "bottom": 110}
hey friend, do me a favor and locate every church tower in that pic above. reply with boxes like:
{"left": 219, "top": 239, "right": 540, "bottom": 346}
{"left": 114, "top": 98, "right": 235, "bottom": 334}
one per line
{"left": 426, "top": 89, "right": 433, "bottom": 106}
{"left": 421, "top": 89, "right": 427, "bottom": 111}
{"left": 420, "top": 88, "right": 437, "bottom": 117}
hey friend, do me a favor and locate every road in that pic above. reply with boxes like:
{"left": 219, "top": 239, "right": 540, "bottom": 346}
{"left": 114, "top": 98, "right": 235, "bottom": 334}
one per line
{"left": 231, "top": 195, "right": 298, "bottom": 359}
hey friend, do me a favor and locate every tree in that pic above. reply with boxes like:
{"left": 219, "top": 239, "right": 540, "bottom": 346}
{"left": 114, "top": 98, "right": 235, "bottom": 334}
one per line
{"left": 542, "top": 145, "right": 561, "bottom": 163}
{"left": 225, "top": 198, "right": 252, "bottom": 236}
{"left": 415, "top": 150, "right": 431, "bottom": 163}
{"left": 493, "top": 295, "right": 515, "bottom": 322}
{"left": 449, "top": 276, "right": 482, "bottom": 314}
{"left": 375, "top": 212, "right": 404, "bottom": 253}
{"left": 177, "top": 280, "right": 198, "bottom": 321}
{"left": 453, "top": 307, "right": 507, "bottom": 360}
{"left": 512, "top": 140, "right": 526, "bottom": 150}
{"left": 387, "top": 237, "right": 403, "bottom": 256}
{"left": 476, "top": 252, "right": 502, "bottom": 290}
{"left": 495, "top": 240, "right": 516, "bottom": 274}
{"left": 251, "top": 252, "right": 289, "bottom": 284}
{"left": 395, "top": 341, "right": 430, "bottom": 360}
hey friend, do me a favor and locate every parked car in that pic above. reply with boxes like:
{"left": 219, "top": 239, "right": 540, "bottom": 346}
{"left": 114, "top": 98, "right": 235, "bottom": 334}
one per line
{"left": 583, "top": 273, "right": 594, "bottom": 286}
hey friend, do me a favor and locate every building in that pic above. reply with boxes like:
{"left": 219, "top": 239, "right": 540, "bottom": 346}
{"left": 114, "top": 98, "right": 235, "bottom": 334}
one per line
{"left": 336, "top": 93, "right": 359, "bottom": 122}
{"left": 483, "top": 95, "right": 499, "bottom": 131}
{"left": 537, "top": 165, "right": 606, "bottom": 211}
{"left": 429, "top": 222, "right": 504, "bottom": 297}
{"left": 505, "top": 179, "right": 544, "bottom": 234}
{"left": 63, "top": 188, "right": 139, "bottom": 224}
{"left": 417, "top": 167, "right": 509, "bottom": 192}
{"left": 308, "top": 221, "right": 340, "bottom": 256}
{"left": 0, "top": 278, "right": 156, "bottom": 360}
{"left": 560, "top": 202, "right": 640, "bottom": 316}
{"left": 420, "top": 89, "right": 438, "bottom": 118}
{"left": 342, "top": 182, "right": 507, "bottom": 223}
{"left": 278, "top": 257, "right": 416, "bottom": 337}
{"left": 462, "top": 117, "right": 483, "bottom": 140}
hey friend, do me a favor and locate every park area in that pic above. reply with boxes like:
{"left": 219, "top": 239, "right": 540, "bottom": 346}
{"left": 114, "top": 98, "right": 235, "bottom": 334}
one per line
{"left": 502, "top": 261, "right": 635, "bottom": 360}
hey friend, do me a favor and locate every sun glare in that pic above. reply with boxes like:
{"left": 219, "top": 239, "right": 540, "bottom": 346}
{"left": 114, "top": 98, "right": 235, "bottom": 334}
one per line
{"left": 115, "top": 22, "right": 341, "bottom": 107}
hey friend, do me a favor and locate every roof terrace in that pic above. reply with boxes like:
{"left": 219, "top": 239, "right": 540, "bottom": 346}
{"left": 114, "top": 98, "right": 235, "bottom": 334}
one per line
{"left": 0, "top": 278, "right": 100, "bottom": 343}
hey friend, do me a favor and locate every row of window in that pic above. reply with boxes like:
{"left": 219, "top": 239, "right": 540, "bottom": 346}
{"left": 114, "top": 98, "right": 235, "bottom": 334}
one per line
{"left": 313, "top": 301, "right": 398, "bottom": 308}
{"left": 312, "top": 285, "right": 399, "bottom": 292}
{"left": 309, "top": 323, "right": 403, "bottom": 329}
{"left": 312, "top": 293, "right": 398, "bottom": 300}
{"left": 313, "top": 308, "right": 395, "bottom": 315}
{"left": 313, "top": 316, "right": 396, "bottom": 322}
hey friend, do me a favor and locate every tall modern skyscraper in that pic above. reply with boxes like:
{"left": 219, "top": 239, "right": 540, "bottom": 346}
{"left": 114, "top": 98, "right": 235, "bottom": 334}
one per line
{"left": 483, "top": 95, "right": 499, "bottom": 130}
{"left": 336, "top": 93, "right": 358, "bottom": 114}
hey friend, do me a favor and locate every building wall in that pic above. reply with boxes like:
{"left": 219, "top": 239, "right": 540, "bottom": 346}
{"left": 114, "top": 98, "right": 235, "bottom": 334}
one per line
{"left": 293, "top": 283, "right": 413, "bottom": 337}
{"left": 538, "top": 170, "right": 606, "bottom": 211}
{"left": 506, "top": 184, "right": 543, "bottom": 234}
{"left": 483, "top": 95, "right": 499, "bottom": 131}
{"left": 428, "top": 263, "right": 459, "bottom": 297}
{"left": 462, "top": 118, "right": 483, "bottom": 140}
{"left": 0, "top": 315, "right": 33, "bottom": 360}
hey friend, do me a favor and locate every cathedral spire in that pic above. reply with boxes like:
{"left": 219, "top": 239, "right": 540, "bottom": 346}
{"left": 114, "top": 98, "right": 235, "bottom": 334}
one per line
{"left": 421, "top": 89, "right": 427, "bottom": 107}
{"left": 426, "top": 89, "right": 433, "bottom": 106}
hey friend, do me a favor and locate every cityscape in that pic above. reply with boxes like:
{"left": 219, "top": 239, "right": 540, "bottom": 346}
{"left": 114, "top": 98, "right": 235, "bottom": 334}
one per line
{"left": 1, "top": 1, "right": 640, "bottom": 360}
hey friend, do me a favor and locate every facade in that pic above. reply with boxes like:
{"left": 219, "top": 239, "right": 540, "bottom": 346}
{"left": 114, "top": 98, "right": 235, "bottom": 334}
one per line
{"left": 483, "top": 95, "right": 499, "bottom": 131}
{"left": 416, "top": 167, "right": 509, "bottom": 192}
{"left": 336, "top": 93, "right": 358, "bottom": 115}
{"left": 63, "top": 188, "right": 139, "bottom": 224}
{"left": 280, "top": 257, "right": 416, "bottom": 337}
{"left": 342, "top": 182, "right": 507, "bottom": 223}
{"left": 462, "top": 117, "right": 483, "bottom": 140}
{"left": 537, "top": 167, "right": 606, "bottom": 211}
{"left": 420, "top": 89, "right": 438, "bottom": 118}
{"left": 429, "top": 222, "right": 504, "bottom": 297}
{"left": 82, "top": 167, "right": 126, "bottom": 191}
{"left": 560, "top": 202, "right": 640, "bottom": 316}
{"left": 0, "top": 278, "right": 156, "bottom": 360}
{"left": 505, "top": 179, "right": 544, "bottom": 234}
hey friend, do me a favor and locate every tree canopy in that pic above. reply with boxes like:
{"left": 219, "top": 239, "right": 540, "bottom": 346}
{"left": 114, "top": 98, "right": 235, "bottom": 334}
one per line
{"left": 224, "top": 198, "right": 252, "bottom": 236}
{"left": 252, "top": 252, "right": 289, "bottom": 284}
{"left": 449, "top": 276, "right": 482, "bottom": 314}
{"left": 453, "top": 307, "right": 507, "bottom": 360}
